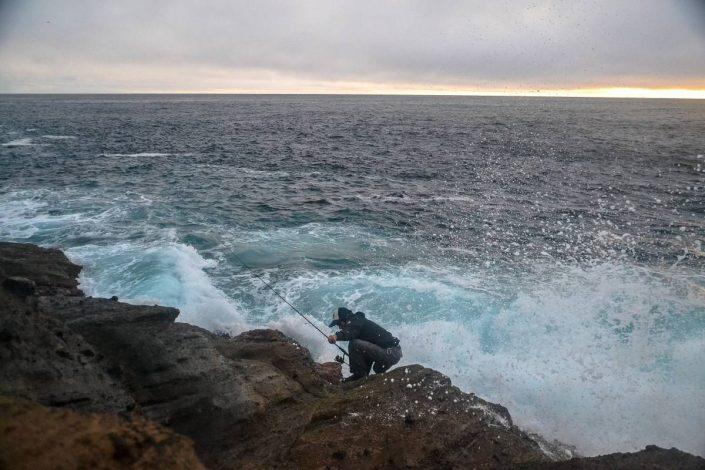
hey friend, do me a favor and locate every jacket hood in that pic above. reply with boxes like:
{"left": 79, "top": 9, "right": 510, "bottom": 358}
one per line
{"left": 329, "top": 307, "right": 355, "bottom": 327}
{"left": 328, "top": 308, "right": 365, "bottom": 327}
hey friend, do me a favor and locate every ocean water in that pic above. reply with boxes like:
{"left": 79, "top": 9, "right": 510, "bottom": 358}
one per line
{"left": 1, "top": 94, "right": 703, "bottom": 457}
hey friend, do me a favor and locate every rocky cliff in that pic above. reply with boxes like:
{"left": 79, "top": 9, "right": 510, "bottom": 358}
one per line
{"left": 0, "top": 242, "right": 702, "bottom": 469}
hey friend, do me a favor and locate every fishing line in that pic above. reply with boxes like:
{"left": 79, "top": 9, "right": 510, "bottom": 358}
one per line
{"left": 232, "top": 252, "right": 349, "bottom": 364}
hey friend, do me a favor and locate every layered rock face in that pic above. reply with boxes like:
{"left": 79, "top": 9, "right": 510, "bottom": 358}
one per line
{"left": 0, "top": 242, "right": 702, "bottom": 469}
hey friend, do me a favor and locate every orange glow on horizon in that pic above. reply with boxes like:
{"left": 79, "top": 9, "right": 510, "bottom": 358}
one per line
{"left": 184, "top": 83, "right": 705, "bottom": 99}
{"left": 322, "top": 87, "right": 705, "bottom": 99}
{"left": 7, "top": 59, "right": 702, "bottom": 98}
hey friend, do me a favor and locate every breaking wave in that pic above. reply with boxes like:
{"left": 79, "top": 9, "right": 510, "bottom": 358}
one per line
{"left": 68, "top": 241, "right": 248, "bottom": 333}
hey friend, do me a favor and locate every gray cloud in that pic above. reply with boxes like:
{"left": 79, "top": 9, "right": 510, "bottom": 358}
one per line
{"left": 0, "top": 0, "right": 703, "bottom": 92}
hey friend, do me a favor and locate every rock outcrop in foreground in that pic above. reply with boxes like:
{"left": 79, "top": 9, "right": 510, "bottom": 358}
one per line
{"left": 0, "top": 242, "right": 702, "bottom": 469}
{"left": 0, "top": 396, "right": 204, "bottom": 470}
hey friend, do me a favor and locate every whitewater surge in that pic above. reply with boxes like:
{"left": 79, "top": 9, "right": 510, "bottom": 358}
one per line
{"left": 68, "top": 241, "right": 249, "bottom": 333}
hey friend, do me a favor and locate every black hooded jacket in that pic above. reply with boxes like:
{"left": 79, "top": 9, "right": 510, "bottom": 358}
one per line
{"left": 334, "top": 312, "right": 399, "bottom": 348}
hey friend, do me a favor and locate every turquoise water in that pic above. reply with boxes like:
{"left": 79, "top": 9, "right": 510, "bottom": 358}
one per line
{"left": 1, "top": 95, "right": 704, "bottom": 456}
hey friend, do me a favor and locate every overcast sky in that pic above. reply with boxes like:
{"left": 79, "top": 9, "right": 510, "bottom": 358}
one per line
{"left": 0, "top": 0, "right": 703, "bottom": 94}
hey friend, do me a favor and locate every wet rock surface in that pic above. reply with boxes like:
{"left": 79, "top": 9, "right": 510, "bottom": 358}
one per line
{"left": 519, "top": 445, "right": 705, "bottom": 469}
{"left": 0, "top": 242, "right": 82, "bottom": 296}
{"left": 0, "top": 242, "right": 702, "bottom": 469}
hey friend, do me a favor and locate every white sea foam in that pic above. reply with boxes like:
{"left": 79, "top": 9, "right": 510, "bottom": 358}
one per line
{"left": 2, "top": 138, "right": 34, "bottom": 146}
{"left": 69, "top": 241, "right": 249, "bottom": 334}
{"left": 42, "top": 135, "right": 77, "bottom": 140}
{"left": 0, "top": 189, "right": 164, "bottom": 242}
{"left": 267, "top": 314, "right": 333, "bottom": 360}
{"left": 101, "top": 152, "right": 172, "bottom": 157}
{"left": 356, "top": 194, "right": 475, "bottom": 204}
{"left": 0, "top": 195, "right": 84, "bottom": 239}
{"left": 236, "top": 167, "right": 290, "bottom": 178}
{"left": 432, "top": 195, "right": 475, "bottom": 203}
{"left": 219, "top": 222, "right": 405, "bottom": 270}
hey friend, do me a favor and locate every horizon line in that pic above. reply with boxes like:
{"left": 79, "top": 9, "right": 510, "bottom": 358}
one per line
{"left": 2, "top": 90, "right": 705, "bottom": 100}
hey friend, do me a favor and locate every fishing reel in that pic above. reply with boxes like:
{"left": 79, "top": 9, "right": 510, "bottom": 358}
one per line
{"left": 334, "top": 355, "right": 345, "bottom": 364}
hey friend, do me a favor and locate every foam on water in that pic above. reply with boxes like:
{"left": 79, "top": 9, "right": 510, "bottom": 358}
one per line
{"left": 68, "top": 240, "right": 248, "bottom": 333}
{"left": 101, "top": 152, "right": 172, "bottom": 157}
{"left": 2, "top": 137, "right": 34, "bottom": 146}
{"left": 236, "top": 167, "right": 290, "bottom": 178}
{"left": 0, "top": 195, "right": 84, "bottom": 239}
{"left": 220, "top": 222, "right": 408, "bottom": 271}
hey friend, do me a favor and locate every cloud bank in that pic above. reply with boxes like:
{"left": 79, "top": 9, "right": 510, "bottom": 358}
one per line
{"left": 0, "top": 0, "right": 703, "bottom": 93}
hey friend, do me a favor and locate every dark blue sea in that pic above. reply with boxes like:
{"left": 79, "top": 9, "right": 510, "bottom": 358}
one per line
{"left": 1, "top": 94, "right": 704, "bottom": 456}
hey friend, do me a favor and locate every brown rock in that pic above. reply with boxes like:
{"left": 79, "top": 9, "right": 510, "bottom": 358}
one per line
{"left": 0, "top": 396, "right": 205, "bottom": 469}
{"left": 287, "top": 365, "right": 553, "bottom": 469}
{"left": 216, "top": 329, "right": 333, "bottom": 396}
{"left": 315, "top": 361, "right": 343, "bottom": 384}
{"left": 519, "top": 444, "right": 705, "bottom": 469}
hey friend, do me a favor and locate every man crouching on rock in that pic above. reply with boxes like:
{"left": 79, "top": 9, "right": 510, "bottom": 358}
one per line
{"left": 327, "top": 307, "right": 402, "bottom": 383}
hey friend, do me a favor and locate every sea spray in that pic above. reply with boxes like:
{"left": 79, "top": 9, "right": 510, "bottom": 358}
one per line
{"left": 69, "top": 241, "right": 249, "bottom": 333}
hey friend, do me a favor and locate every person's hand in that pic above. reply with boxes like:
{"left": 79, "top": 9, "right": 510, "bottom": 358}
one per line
{"left": 327, "top": 334, "right": 337, "bottom": 344}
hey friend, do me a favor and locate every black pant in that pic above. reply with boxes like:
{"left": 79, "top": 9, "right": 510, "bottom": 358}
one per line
{"left": 348, "top": 339, "right": 402, "bottom": 377}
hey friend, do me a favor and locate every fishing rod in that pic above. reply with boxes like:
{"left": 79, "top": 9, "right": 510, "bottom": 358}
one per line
{"left": 232, "top": 252, "right": 349, "bottom": 364}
